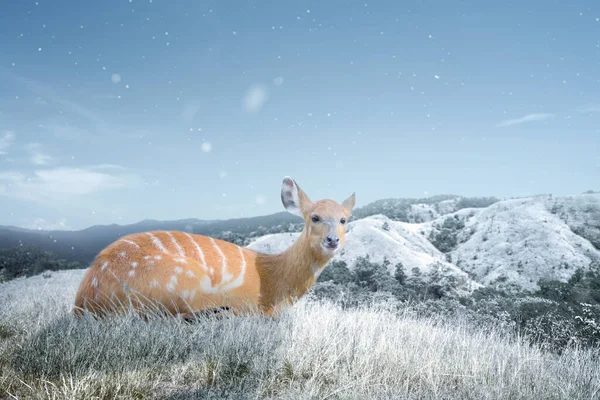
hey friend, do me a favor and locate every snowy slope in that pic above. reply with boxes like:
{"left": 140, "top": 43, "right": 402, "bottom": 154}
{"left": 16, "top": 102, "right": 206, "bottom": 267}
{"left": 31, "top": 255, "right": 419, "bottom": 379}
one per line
{"left": 0, "top": 269, "right": 87, "bottom": 316}
{"left": 248, "top": 193, "right": 600, "bottom": 293}
{"left": 247, "top": 215, "right": 481, "bottom": 294}
{"left": 429, "top": 195, "right": 600, "bottom": 291}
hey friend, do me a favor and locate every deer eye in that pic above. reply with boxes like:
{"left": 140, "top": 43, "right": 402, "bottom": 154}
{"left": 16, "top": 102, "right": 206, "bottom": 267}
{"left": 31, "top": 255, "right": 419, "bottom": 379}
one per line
{"left": 340, "top": 218, "right": 347, "bottom": 224}
{"left": 311, "top": 215, "right": 320, "bottom": 223}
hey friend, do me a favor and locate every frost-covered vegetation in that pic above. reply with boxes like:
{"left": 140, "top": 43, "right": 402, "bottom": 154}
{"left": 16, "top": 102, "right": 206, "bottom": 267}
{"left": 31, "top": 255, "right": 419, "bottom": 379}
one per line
{"left": 350, "top": 195, "right": 500, "bottom": 223}
{"left": 0, "top": 245, "right": 83, "bottom": 283}
{"left": 1, "top": 270, "right": 600, "bottom": 399}
{"left": 1, "top": 193, "right": 600, "bottom": 398}
{"left": 314, "top": 256, "right": 600, "bottom": 353}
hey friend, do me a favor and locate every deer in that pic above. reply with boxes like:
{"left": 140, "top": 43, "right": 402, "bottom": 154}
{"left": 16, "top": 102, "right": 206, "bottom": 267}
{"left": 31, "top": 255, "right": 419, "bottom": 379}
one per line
{"left": 72, "top": 176, "right": 355, "bottom": 320}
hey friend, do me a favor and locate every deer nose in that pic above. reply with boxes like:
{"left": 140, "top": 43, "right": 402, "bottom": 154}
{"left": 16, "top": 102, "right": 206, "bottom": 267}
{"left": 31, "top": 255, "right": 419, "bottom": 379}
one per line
{"left": 325, "top": 235, "right": 340, "bottom": 247}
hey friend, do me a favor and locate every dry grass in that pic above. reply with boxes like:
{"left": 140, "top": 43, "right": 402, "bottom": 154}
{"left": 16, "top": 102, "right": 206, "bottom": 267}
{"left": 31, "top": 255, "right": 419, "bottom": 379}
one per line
{"left": 1, "top": 270, "right": 599, "bottom": 399}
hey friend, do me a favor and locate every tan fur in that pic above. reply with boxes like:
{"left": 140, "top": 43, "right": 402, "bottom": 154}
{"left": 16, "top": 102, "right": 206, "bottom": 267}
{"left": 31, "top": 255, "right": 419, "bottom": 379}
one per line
{"left": 72, "top": 177, "right": 355, "bottom": 319}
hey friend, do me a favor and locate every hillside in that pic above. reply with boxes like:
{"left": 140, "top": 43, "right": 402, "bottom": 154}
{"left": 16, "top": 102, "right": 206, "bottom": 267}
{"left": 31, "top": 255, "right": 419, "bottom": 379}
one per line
{"left": 1, "top": 269, "right": 598, "bottom": 399}
{"left": 1, "top": 193, "right": 599, "bottom": 293}
{"left": 248, "top": 193, "right": 600, "bottom": 292}
{"left": 350, "top": 195, "right": 500, "bottom": 223}
{"left": 247, "top": 215, "right": 481, "bottom": 296}
{"left": 424, "top": 194, "right": 600, "bottom": 291}
{"left": 0, "top": 212, "right": 301, "bottom": 264}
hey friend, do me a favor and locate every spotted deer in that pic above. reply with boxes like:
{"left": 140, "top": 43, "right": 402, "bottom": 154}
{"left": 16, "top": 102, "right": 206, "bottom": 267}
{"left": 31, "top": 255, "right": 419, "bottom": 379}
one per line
{"left": 72, "top": 177, "right": 355, "bottom": 319}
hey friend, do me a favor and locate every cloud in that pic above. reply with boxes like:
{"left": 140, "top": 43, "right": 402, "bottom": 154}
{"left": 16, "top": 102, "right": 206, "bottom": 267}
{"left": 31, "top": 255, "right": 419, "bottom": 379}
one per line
{"left": 0, "top": 165, "right": 140, "bottom": 203}
{"left": 25, "top": 143, "right": 53, "bottom": 165}
{"left": 577, "top": 104, "right": 600, "bottom": 113}
{"left": 496, "top": 113, "right": 554, "bottom": 127}
{"left": 0, "top": 131, "right": 15, "bottom": 155}
{"left": 242, "top": 84, "right": 269, "bottom": 113}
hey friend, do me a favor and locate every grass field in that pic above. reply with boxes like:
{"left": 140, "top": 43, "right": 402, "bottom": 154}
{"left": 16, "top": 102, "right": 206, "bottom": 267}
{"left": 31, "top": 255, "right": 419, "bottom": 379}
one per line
{"left": 1, "top": 270, "right": 599, "bottom": 399}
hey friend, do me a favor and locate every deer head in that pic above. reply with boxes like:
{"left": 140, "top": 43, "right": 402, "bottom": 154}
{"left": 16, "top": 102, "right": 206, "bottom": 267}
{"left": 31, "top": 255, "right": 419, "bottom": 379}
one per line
{"left": 281, "top": 176, "right": 355, "bottom": 258}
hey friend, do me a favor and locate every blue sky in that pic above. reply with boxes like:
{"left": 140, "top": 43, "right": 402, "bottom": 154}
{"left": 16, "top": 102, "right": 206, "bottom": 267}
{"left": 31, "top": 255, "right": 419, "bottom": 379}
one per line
{"left": 0, "top": 0, "right": 598, "bottom": 230}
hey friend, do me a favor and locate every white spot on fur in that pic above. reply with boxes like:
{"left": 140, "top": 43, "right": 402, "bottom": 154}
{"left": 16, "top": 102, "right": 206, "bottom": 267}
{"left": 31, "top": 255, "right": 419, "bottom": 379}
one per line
{"left": 101, "top": 261, "right": 108, "bottom": 271}
{"left": 170, "top": 275, "right": 178, "bottom": 284}
{"left": 222, "top": 272, "right": 234, "bottom": 283}
{"left": 180, "top": 289, "right": 189, "bottom": 300}
{"left": 184, "top": 232, "right": 208, "bottom": 271}
{"left": 154, "top": 255, "right": 162, "bottom": 260}
{"left": 312, "top": 263, "right": 327, "bottom": 280}
{"left": 209, "top": 267, "right": 214, "bottom": 275}
{"left": 173, "top": 257, "right": 187, "bottom": 264}
{"left": 210, "top": 238, "right": 231, "bottom": 284}
{"left": 143, "top": 255, "right": 150, "bottom": 260}
{"left": 220, "top": 246, "right": 247, "bottom": 291}
{"left": 91, "top": 277, "right": 98, "bottom": 288}
{"left": 199, "top": 276, "right": 220, "bottom": 293}
{"left": 131, "top": 262, "right": 138, "bottom": 268}
{"left": 119, "top": 251, "right": 126, "bottom": 257}
{"left": 186, "top": 270, "right": 196, "bottom": 278}
{"left": 147, "top": 232, "right": 168, "bottom": 254}
{"left": 167, "top": 231, "right": 185, "bottom": 256}
{"left": 129, "top": 270, "right": 135, "bottom": 277}
{"left": 174, "top": 267, "right": 183, "bottom": 275}
{"left": 120, "top": 239, "right": 141, "bottom": 248}
{"left": 150, "top": 279, "right": 159, "bottom": 288}
{"left": 166, "top": 281, "right": 176, "bottom": 292}
{"left": 189, "top": 289, "right": 196, "bottom": 301}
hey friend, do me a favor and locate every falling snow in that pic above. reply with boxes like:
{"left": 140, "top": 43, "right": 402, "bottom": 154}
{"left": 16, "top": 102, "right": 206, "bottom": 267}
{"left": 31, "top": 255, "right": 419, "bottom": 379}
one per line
{"left": 201, "top": 142, "right": 212, "bottom": 153}
{"left": 0, "top": 2, "right": 596, "bottom": 231}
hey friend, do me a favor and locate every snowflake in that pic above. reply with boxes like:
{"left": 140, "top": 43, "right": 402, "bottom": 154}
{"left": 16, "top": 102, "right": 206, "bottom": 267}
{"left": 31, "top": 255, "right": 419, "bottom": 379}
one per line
{"left": 201, "top": 142, "right": 212, "bottom": 153}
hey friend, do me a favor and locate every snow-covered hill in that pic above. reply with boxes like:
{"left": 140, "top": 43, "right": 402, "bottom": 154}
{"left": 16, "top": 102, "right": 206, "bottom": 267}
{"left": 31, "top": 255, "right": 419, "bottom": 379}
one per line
{"left": 441, "top": 195, "right": 600, "bottom": 291}
{"left": 247, "top": 216, "right": 482, "bottom": 295}
{"left": 249, "top": 193, "right": 600, "bottom": 293}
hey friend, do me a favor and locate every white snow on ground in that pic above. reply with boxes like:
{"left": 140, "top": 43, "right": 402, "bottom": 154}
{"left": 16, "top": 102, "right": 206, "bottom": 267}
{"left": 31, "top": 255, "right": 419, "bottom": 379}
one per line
{"left": 445, "top": 195, "right": 600, "bottom": 291}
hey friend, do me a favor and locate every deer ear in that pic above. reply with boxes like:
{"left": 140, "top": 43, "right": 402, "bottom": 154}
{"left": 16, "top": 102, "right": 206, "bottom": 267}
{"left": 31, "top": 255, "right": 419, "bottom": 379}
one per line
{"left": 341, "top": 192, "right": 356, "bottom": 214}
{"left": 281, "top": 176, "right": 312, "bottom": 218}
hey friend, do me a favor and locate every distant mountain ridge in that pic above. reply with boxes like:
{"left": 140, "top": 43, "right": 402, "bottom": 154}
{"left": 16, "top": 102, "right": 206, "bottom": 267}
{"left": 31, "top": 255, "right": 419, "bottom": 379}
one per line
{"left": 1, "top": 192, "right": 599, "bottom": 294}
{"left": 0, "top": 212, "right": 302, "bottom": 264}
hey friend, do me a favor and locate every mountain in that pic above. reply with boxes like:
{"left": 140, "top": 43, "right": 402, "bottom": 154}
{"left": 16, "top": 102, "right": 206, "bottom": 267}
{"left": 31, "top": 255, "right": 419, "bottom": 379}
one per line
{"left": 2, "top": 193, "right": 599, "bottom": 293}
{"left": 0, "top": 212, "right": 301, "bottom": 264}
{"left": 247, "top": 193, "right": 600, "bottom": 293}
{"left": 430, "top": 194, "right": 600, "bottom": 291}
{"left": 247, "top": 215, "right": 482, "bottom": 295}
{"left": 350, "top": 195, "right": 501, "bottom": 223}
